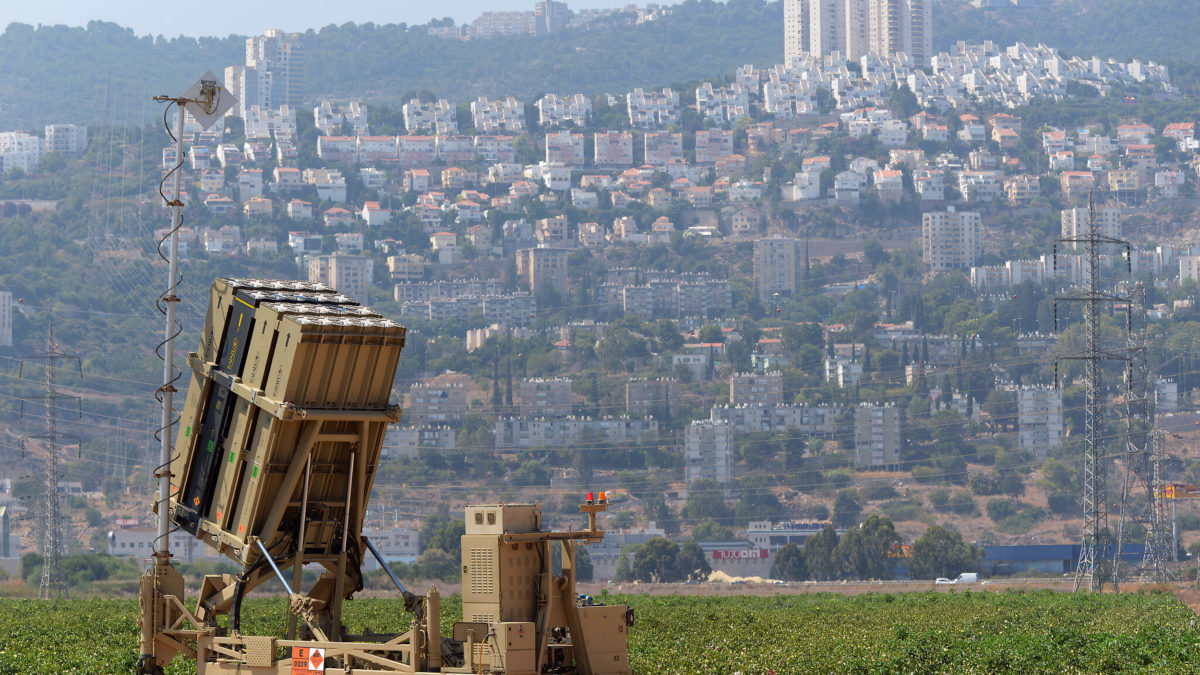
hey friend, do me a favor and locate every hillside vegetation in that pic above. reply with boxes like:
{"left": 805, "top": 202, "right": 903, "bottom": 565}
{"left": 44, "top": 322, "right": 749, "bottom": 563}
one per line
{"left": 5, "top": 0, "right": 1200, "bottom": 129}
{"left": 0, "top": 0, "right": 782, "bottom": 129}
{"left": 936, "top": 0, "right": 1200, "bottom": 64}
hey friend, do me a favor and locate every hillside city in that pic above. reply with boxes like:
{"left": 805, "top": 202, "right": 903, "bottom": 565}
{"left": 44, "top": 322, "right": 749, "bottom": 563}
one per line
{"left": 2, "top": 0, "right": 1200, "bottom": 589}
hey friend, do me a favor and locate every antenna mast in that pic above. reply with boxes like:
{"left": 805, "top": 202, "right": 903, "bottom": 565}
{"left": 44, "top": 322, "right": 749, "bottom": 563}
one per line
{"left": 149, "top": 73, "right": 233, "bottom": 564}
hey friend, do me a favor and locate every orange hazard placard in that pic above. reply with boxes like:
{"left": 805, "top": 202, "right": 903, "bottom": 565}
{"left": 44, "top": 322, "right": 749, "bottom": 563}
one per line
{"left": 291, "top": 646, "right": 325, "bottom": 674}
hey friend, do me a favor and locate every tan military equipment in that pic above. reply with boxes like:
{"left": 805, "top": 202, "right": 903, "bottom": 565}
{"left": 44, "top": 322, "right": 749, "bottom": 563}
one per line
{"left": 138, "top": 277, "right": 632, "bottom": 675}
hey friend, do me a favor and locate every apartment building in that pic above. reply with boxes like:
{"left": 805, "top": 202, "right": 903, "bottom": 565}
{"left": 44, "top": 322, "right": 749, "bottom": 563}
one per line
{"left": 643, "top": 132, "right": 684, "bottom": 166}
{"left": 405, "top": 382, "right": 468, "bottom": 426}
{"left": 685, "top": 419, "right": 735, "bottom": 488}
{"left": 593, "top": 131, "right": 634, "bottom": 166}
{"left": 536, "top": 93, "right": 591, "bottom": 127}
{"left": 1018, "top": 386, "right": 1064, "bottom": 462}
{"left": 627, "top": 88, "right": 680, "bottom": 128}
{"left": 306, "top": 252, "right": 374, "bottom": 302}
{"left": 786, "top": 0, "right": 932, "bottom": 67}
{"left": 495, "top": 416, "right": 658, "bottom": 450}
{"left": 471, "top": 97, "right": 525, "bottom": 133}
{"left": 232, "top": 30, "right": 303, "bottom": 117}
{"left": 0, "top": 132, "right": 42, "bottom": 172}
{"left": 730, "top": 372, "right": 785, "bottom": 407}
{"left": 753, "top": 236, "right": 801, "bottom": 299}
{"left": 695, "top": 130, "right": 734, "bottom": 164}
{"left": 520, "top": 377, "right": 573, "bottom": 417}
{"left": 783, "top": 0, "right": 811, "bottom": 64}
{"left": 626, "top": 378, "right": 680, "bottom": 418}
{"left": 1061, "top": 206, "right": 1121, "bottom": 245}
{"left": 43, "top": 124, "right": 88, "bottom": 156}
{"left": 853, "top": 403, "right": 902, "bottom": 469}
{"left": 516, "top": 247, "right": 569, "bottom": 295}
{"left": 402, "top": 99, "right": 457, "bottom": 134}
{"left": 922, "top": 207, "right": 982, "bottom": 272}
{"left": 711, "top": 403, "right": 842, "bottom": 437}
{"left": 545, "top": 130, "right": 586, "bottom": 166}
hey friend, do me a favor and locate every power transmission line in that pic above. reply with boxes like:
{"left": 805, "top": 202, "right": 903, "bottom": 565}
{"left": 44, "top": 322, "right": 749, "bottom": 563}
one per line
{"left": 18, "top": 324, "right": 81, "bottom": 600}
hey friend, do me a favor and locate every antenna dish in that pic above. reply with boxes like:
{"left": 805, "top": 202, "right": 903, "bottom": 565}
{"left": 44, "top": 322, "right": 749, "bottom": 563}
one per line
{"left": 179, "top": 71, "right": 236, "bottom": 130}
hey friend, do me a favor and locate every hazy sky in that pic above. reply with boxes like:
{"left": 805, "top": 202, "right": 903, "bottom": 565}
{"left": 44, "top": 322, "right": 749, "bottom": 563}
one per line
{"left": 3, "top": 0, "right": 644, "bottom": 38}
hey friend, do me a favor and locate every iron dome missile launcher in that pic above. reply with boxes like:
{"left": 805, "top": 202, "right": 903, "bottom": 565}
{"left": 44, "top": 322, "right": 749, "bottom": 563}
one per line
{"left": 137, "top": 277, "right": 632, "bottom": 675}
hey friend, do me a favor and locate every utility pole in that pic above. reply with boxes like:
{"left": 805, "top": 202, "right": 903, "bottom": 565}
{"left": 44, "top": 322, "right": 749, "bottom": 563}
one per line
{"left": 19, "top": 324, "right": 81, "bottom": 599}
{"left": 1054, "top": 196, "right": 1131, "bottom": 592}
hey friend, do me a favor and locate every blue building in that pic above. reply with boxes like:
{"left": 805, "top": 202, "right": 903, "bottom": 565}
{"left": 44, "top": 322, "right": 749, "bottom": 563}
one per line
{"left": 982, "top": 545, "right": 1146, "bottom": 577}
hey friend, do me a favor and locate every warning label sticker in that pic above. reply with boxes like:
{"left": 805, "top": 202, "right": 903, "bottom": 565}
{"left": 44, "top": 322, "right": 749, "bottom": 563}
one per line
{"left": 290, "top": 646, "right": 325, "bottom": 674}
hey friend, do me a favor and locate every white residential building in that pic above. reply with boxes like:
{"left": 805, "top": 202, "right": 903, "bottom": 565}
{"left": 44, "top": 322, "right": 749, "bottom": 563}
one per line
{"left": 825, "top": 357, "right": 863, "bottom": 388}
{"left": 922, "top": 207, "right": 981, "bottom": 272}
{"left": 545, "top": 130, "right": 585, "bottom": 166}
{"left": 536, "top": 93, "right": 591, "bottom": 127}
{"left": 520, "top": 377, "right": 573, "bottom": 417}
{"left": 593, "top": 131, "right": 634, "bottom": 166}
{"left": 1061, "top": 206, "right": 1121, "bottom": 244}
{"left": 753, "top": 236, "right": 800, "bottom": 299}
{"left": 695, "top": 82, "right": 749, "bottom": 123}
{"left": 471, "top": 96, "right": 525, "bottom": 133}
{"left": 307, "top": 253, "right": 374, "bottom": 302}
{"left": 643, "top": 131, "right": 684, "bottom": 166}
{"left": 854, "top": 403, "right": 901, "bottom": 469}
{"left": 0, "top": 132, "right": 42, "bottom": 172}
{"left": 401, "top": 99, "right": 457, "bottom": 134}
{"left": 685, "top": 419, "right": 734, "bottom": 488}
{"left": 43, "top": 124, "right": 88, "bottom": 156}
{"left": 627, "top": 88, "right": 680, "bottom": 128}
{"left": 786, "top": 0, "right": 933, "bottom": 67}
{"left": 1018, "top": 386, "right": 1063, "bottom": 462}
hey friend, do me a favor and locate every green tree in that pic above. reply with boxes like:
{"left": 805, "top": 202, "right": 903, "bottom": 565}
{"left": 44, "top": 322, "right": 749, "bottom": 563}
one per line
{"left": 803, "top": 525, "right": 841, "bottom": 581}
{"left": 575, "top": 546, "right": 594, "bottom": 582}
{"left": 676, "top": 539, "right": 711, "bottom": 581}
{"left": 692, "top": 519, "right": 733, "bottom": 541}
{"left": 421, "top": 514, "right": 466, "bottom": 554}
{"left": 654, "top": 319, "right": 684, "bottom": 351}
{"left": 410, "top": 549, "right": 460, "bottom": 581}
{"left": 858, "top": 514, "right": 902, "bottom": 580}
{"left": 632, "top": 537, "right": 682, "bottom": 582}
{"left": 697, "top": 324, "right": 724, "bottom": 344}
{"left": 908, "top": 525, "right": 984, "bottom": 580}
{"left": 613, "top": 553, "right": 634, "bottom": 582}
{"left": 771, "top": 542, "right": 808, "bottom": 581}
{"left": 734, "top": 487, "right": 782, "bottom": 525}
{"left": 781, "top": 322, "right": 824, "bottom": 351}
{"left": 681, "top": 479, "right": 733, "bottom": 523}
{"left": 835, "top": 515, "right": 900, "bottom": 580}
{"left": 832, "top": 488, "right": 862, "bottom": 528}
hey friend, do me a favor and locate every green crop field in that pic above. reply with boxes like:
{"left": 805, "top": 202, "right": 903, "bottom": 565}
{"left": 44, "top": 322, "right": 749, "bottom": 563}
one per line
{"left": 0, "top": 590, "right": 1197, "bottom": 674}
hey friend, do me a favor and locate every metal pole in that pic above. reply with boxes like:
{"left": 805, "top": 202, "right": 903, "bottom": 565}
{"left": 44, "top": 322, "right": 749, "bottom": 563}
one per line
{"left": 363, "top": 536, "right": 408, "bottom": 594}
{"left": 256, "top": 539, "right": 295, "bottom": 596}
{"left": 332, "top": 451, "right": 355, "bottom": 641}
{"left": 155, "top": 102, "right": 185, "bottom": 561}
{"left": 288, "top": 457, "right": 312, "bottom": 640}
{"left": 1173, "top": 499, "right": 1178, "bottom": 562}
